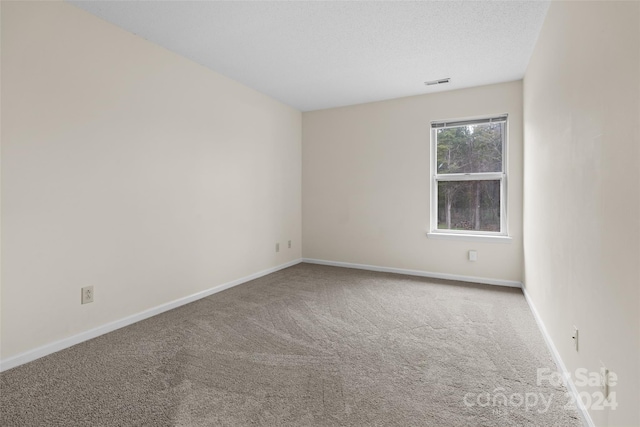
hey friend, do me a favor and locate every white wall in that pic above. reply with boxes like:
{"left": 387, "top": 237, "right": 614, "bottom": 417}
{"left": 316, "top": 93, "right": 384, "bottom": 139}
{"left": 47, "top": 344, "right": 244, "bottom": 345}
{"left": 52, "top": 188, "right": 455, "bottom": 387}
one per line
{"left": 1, "top": 1, "right": 301, "bottom": 360}
{"left": 523, "top": 1, "right": 639, "bottom": 426}
{"left": 302, "top": 81, "right": 523, "bottom": 283}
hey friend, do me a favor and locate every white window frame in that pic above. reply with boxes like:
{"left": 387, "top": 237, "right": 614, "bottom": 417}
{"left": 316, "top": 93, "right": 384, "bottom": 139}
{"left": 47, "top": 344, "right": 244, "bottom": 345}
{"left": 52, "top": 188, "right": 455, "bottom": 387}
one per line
{"left": 427, "top": 114, "right": 510, "bottom": 242}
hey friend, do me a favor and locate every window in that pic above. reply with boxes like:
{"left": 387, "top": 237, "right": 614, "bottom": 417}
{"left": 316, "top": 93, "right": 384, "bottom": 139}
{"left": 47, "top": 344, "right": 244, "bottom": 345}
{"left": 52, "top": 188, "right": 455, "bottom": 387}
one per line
{"left": 429, "top": 115, "right": 508, "bottom": 240}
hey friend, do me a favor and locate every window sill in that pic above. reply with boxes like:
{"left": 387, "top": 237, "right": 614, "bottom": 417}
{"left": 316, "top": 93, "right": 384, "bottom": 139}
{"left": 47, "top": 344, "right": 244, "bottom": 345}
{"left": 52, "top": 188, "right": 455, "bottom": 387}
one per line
{"left": 426, "top": 232, "right": 512, "bottom": 243}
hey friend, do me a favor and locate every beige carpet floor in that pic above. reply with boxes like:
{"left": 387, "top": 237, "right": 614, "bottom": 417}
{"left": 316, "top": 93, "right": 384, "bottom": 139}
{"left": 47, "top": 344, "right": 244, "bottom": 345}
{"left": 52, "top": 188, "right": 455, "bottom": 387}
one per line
{"left": 0, "top": 263, "right": 582, "bottom": 426}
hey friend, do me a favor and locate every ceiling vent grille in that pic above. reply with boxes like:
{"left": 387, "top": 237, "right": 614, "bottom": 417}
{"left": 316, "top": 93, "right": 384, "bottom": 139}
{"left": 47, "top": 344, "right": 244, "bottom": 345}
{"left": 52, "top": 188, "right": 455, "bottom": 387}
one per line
{"left": 424, "top": 78, "right": 451, "bottom": 86}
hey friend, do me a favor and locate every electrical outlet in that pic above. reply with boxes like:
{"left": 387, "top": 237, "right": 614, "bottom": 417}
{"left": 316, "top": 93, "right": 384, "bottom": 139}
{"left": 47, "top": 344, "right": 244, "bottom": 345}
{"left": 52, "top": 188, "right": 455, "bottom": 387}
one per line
{"left": 571, "top": 326, "right": 578, "bottom": 351}
{"left": 81, "top": 286, "right": 94, "bottom": 304}
{"left": 468, "top": 250, "right": 477, "bottom": 262}
{"left": 276, "top": 243, "right": 280, "bottom": 252}
{"left": 288, "top": 240, "right": 292, "bottom": 249}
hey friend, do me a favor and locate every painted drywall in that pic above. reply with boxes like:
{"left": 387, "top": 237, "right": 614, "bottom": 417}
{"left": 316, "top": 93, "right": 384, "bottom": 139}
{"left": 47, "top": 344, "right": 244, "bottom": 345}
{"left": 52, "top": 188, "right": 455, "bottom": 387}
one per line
{"left": 523, "top": 1, "right": 640, "bottom": 426}
{"left": 302, "top": 81, "right": 523, "bottom": 282}
{"left": 1, "top": 1, "right": 301, "bottom": 360}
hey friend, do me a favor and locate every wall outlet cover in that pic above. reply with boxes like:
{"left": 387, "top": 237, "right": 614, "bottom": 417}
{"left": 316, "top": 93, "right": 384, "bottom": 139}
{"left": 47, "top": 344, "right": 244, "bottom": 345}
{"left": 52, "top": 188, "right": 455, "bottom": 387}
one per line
{"left": 81, "top": 286, "right": 94, "bottom": 304}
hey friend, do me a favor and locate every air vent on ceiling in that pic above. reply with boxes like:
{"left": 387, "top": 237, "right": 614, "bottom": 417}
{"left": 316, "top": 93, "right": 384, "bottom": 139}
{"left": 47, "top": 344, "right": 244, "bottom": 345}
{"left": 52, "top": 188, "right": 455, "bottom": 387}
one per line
{"left": 424, "top": 78, "right": 451, "bottom": 86}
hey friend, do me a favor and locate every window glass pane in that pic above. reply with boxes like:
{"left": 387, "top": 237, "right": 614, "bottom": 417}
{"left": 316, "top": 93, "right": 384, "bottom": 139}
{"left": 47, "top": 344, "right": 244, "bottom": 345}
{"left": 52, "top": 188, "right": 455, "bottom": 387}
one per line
{"left": 437, "top": 180, "right": 501, "bottom": 232}
{"left": 436, "top": 123, "right": 503, "bottom": 174}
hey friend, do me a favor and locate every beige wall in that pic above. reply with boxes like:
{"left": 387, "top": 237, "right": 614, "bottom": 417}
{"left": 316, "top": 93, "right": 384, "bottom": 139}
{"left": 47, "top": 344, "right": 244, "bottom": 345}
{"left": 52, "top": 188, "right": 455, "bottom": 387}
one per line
{"left": 1, "top": 1, "right": 301, "bottom": 360}
{"left": 302, "top": 81, "right": 523, "bottom": 283}
{"left": 523, "top": 1, "right": 640, "bottom": 426}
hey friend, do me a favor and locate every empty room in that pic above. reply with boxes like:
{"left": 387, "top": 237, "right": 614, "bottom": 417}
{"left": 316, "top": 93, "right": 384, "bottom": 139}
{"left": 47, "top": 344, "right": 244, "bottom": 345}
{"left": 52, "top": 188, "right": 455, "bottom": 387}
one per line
{"left": 1, "top": 1, "right": 638, "bottom": 426}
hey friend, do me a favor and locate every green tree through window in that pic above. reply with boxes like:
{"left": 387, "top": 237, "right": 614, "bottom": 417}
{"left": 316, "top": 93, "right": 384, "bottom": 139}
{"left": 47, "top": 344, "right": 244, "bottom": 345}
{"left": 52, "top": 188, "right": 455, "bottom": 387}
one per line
{"left": 431, "top": 116, "right": 507, "bottom": 235}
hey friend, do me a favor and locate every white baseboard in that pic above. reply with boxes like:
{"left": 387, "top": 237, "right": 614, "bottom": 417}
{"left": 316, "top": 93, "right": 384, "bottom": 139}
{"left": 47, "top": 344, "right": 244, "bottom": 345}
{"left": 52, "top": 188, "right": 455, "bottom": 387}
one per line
{"left": 302, "top": 258, "right": 522, "bottom": 288}
{"left": 522, "top": 286, "right": 594, "bottom": 427}
{"left": 0, "top": 258, "right": 302, "bottom": 372}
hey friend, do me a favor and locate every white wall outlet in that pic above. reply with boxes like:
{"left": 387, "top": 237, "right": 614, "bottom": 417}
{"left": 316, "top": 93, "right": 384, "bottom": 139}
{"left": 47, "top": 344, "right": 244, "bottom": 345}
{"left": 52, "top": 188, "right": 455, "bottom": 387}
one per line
{"left": 288, "top": 240, "right": 292, "bottom": 249}
{"left": 571, "top": 326, "right": 578, "bottom": 351}
{"left": 275, "top": 243, "right": 280, "bottom": 252}
{"left": 468, "top": 250, "right": 477, "bottom": 262}
{"left": 81, "top": 286, "right": 94, "bottom": 304}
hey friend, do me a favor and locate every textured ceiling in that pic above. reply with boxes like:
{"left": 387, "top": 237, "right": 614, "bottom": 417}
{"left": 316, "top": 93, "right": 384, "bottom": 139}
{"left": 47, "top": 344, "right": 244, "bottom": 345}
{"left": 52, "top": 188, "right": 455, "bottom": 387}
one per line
{"left": 69, "top": 1, "right": 550, "bottom": 111}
